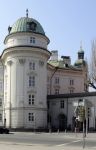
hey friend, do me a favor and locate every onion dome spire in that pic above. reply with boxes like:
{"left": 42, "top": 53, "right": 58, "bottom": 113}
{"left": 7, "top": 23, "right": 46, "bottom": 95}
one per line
{"left": 26, "top": 9, "right": 28, "bottom": 18}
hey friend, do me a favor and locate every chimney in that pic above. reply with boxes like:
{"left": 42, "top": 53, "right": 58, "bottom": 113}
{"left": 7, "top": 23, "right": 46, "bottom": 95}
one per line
{"left": 61, "top": 56, "right": 71, "bottom": 67}
{"left": 50, "top": 50, "right": 58, "bottom": 61}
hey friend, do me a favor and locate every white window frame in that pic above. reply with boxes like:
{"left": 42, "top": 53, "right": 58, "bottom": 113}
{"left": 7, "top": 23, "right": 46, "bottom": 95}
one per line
{"left": 28, "top": 94, "right": 35, "bottom": 105}
{"left": 70, "top": 79, "right": 74, "bottom": 85}
{"left": 60, "top": 100, "right": 64, "bottom": 109}
{"left": 29, "top": 76, "right": 35, "bottom": 87}
{"left": 28, "top": 113, "right": 34, "bottom": 121}
{"left": 29, "top": 62, "right": 35, "bottom": 70}
{"left": 55, "top": 77, "right": 59, "bottom": 84}
{"left": 55, "top": 89, "right": 59, "bottom": 95}
{"left": 30, "top": 37, "right": 35, "bottom": 44}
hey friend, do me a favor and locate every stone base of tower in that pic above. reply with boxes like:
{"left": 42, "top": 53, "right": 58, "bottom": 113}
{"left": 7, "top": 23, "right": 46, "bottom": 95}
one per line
{"left": 4, "top": 108, "right": 47, "bottom": 130}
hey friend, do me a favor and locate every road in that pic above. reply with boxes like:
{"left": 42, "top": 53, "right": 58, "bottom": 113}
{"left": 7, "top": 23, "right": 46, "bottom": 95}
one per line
{"left": 0, "top": 132, "right": 96, "bottom": 149}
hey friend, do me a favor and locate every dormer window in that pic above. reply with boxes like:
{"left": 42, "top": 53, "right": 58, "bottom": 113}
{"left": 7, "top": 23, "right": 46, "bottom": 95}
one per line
{"left": 27, "top": 22, "right": 37, "bottom": 31}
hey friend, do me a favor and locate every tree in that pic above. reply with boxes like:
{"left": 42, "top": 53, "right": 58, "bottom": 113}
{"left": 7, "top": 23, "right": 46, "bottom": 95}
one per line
{"left": 88, "top": 40, "right": 96, "bottom": 89}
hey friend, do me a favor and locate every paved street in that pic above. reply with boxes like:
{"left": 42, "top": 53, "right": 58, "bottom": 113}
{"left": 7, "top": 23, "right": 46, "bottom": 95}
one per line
{"left": 0, "top": 132, "right": 96, "bottom": 149}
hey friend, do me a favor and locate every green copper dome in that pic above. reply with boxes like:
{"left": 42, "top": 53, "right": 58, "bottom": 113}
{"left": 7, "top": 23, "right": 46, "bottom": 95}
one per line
{"left": 10, "top": 17, "right": 45, "bottom": 35}
{"left": 74, "top": 59, "right": 86, "bottom": 67}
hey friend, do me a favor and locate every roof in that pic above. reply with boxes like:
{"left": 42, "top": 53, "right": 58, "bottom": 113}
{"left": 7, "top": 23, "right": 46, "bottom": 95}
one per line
{"left": 48, "top": 60, "right": 82, "bottom": 71}
{"left": 9, "top": 17, "right": 45, "bottom": 35}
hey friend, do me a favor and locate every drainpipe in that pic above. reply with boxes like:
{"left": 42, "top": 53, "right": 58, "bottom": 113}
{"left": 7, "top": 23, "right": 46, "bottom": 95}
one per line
{"left": 50, "top": 67, "right": 58, "bottom": 95}
{"left": 66, "top": 98, "right": 68, "bottom": 129}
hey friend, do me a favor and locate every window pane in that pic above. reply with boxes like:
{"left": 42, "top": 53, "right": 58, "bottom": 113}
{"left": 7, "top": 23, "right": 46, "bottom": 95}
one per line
{"left": 29, "top": 62, "right": 35, "bottom": 70}
{"left": 28, "top": 94, "right": 35, "bottom": 105}
{"left": 60, "top": 100, "right": 64, "bottom": 108}
{"left": 28, "top": 113, "right": 34, "bottom": 121}
{"left": 29, "top": 76, "right": 35, "bottom": 87}
{"left": 30, "top": 37, "right": 35, "bottom": 43}
{"left": 55, "top": 89, "right": 59, "bottom": 95}
{"left": 55, "top": 77, "right": 59, "bottom": 84}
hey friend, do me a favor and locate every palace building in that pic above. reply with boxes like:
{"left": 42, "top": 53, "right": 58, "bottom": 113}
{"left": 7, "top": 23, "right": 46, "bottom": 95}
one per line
{"left": 0, "top": 11, "right": 94, "bottom": 131}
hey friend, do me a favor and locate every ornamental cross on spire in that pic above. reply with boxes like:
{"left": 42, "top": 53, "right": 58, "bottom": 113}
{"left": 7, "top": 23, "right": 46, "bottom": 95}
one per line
{"left": 26, "top": 9, "right": 28, "bottom": 17}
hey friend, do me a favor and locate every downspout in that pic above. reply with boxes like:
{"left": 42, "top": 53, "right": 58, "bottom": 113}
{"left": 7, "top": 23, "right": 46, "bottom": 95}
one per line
{"left": 50, "top": 67, "right": 58, "bottom": 95}
{"left": 66, "top": 97, "right": 68, "bottom": 129}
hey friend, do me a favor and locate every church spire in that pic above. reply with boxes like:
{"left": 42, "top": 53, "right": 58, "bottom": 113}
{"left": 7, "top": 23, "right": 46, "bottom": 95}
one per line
{"left": 78, "top": 41, "right": 84, "bottom": 60}
{"left": 80, "top": 41, "right": 83, "bottom": 50}
{"left": 26, "top": 9, "right": 28, "bottom": 17}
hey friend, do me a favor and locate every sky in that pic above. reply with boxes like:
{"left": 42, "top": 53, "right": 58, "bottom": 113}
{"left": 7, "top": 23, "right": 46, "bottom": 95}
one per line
{"left": 0, "top": 0, "right": 96, "bottom": 64}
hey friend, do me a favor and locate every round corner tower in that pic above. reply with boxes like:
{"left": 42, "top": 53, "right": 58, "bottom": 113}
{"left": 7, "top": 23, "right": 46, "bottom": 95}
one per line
{"left": 2, "top": 12, "right": 51, "bottom": 129}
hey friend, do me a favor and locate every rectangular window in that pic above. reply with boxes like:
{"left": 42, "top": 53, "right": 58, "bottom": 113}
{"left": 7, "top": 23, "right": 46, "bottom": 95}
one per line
{"left": 29, "top": 62, "right": 35, "bottom": 70}
{"left": 0, "top": 114, "right": 2, "bottom": 121}
{"left": 60, "top": 100, "right": 64, "bottom": 108}
{"left": 55, "top": 77, "right": 59, "bottom": 84}
{"left": 28, "top": 94, "right": 35, "bottom": 105}
{"left": 29, "top": 76, "right": 35, "bottom": 87}
{"left": 70, "top": 89, "right": 74, "bottom": 93}
{"left": 70, "top": 79, "right": 74, "bottom": 85}
{"left": 27, "top": 22, "right": 37, "bottom": 31}
{"left": 28, "top": 113, "right": 34, "bottom": 121}
{"left": 30, "top": 37, "right": 35, "bottom": 43}
{"left": 55, "top": 89, "right": 59, "bottom": 95}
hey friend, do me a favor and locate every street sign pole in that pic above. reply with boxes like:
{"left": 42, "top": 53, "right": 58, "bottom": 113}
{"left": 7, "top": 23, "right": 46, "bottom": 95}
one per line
{"left": 73, "top": 99, "right": 93, "bottom": 149}
{"left": 83, "top": 121, "right": 85, "bottom": 149}
{"left": 86, "top": 117, "right": 88, "bottom": 135}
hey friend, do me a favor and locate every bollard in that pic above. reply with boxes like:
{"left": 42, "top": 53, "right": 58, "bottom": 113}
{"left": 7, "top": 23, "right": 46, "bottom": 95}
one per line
{"left": 49, "top": 128, "right": 51, "bottom": 133}
{"left": 57, "top": 129, "right": 59, "bottom": 133}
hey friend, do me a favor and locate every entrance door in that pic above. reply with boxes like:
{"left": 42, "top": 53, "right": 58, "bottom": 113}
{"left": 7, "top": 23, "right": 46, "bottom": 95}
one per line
{"left": 59, "top": 114, "right": 67, "bottom": 131}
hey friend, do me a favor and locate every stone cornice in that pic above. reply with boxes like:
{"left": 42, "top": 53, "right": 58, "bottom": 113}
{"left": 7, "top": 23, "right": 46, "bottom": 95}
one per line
{"left": 4, "top": 106, "right": 47, "bottom": 111}
{"left": 1, "top": 45, "right": 51, "bottom": 60}
{"left": 4, "top": 32, "right": 50, "bottom": 45}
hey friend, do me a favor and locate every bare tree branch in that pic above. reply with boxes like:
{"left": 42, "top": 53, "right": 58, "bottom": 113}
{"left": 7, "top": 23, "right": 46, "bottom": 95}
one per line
{"left": 88, "top": 40, "right": 96, "bottom": 89}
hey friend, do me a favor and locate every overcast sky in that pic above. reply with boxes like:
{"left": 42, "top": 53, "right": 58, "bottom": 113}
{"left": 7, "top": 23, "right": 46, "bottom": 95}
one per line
{"left": 0, "top": 0, "right": 96, "bottom": 64}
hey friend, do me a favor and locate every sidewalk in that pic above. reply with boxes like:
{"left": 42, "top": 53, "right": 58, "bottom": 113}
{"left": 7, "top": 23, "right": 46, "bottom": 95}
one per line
{"left": 56, "top": 131, "right": 96, "bottom": 139}
{"left": 0, "top": 142, "right": 94, "bottom": 150}
{"left": 1, "top": 132, "right": 96, "bottom": 150}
